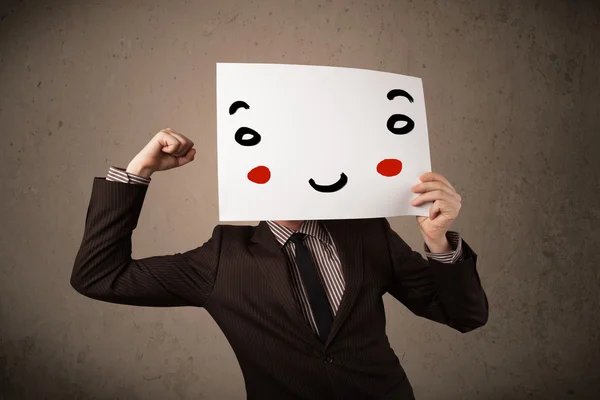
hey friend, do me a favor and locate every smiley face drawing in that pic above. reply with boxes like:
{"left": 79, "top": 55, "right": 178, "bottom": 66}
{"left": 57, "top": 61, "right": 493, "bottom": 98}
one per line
{"left": 217, "top": 63, "right": 432, "bottom": 221}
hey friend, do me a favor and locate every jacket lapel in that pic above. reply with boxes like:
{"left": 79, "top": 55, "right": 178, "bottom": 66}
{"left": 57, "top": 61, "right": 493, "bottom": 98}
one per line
{"left": 322, "top": 219, "right": 364, "bottom": 347}
{"left": 249, "top": 221, "right": 323, "bottom": 351}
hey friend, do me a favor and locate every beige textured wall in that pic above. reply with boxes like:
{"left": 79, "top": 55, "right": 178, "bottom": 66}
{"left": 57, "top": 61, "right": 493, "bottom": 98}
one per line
{"left": 1, "top": 0, "right": 599, "bottom": 398}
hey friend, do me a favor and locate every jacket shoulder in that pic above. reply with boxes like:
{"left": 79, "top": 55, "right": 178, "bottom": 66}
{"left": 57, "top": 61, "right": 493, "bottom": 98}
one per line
{"left": 212, "top": 223, "right": 256, "bottom": 242}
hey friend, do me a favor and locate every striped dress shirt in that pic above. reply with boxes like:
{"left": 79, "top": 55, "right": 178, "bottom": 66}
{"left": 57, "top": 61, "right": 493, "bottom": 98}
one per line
{"left": 105, "top": 166, "right": 464, "bottom": 337}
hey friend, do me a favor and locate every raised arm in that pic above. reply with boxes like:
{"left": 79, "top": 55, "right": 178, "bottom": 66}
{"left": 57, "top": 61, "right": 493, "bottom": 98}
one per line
{"left": 70, "top": 128, "right": 217, "bottom": 307}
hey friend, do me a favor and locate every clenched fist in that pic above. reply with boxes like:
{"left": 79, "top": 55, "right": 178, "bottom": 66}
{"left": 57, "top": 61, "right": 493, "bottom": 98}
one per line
{"left": 126, "top": 128, "right": 196, "bottom": 178}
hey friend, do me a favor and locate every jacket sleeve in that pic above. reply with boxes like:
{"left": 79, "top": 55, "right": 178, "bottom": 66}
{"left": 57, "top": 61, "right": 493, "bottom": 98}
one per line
{"left": 70, "top": 177, "right": 221, "bottom": 307}
{"left": 381, "top": 218, "right": 488, "bottom": 333}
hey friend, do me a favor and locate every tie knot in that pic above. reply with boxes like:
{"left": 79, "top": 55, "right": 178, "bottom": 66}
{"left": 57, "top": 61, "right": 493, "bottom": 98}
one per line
{"left": 288, "top": 232, "right": 306, "bottom": 245}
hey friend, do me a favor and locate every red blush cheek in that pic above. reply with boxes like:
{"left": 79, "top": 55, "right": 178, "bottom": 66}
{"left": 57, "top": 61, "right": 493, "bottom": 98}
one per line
{"left": 377, "top": 159, "right": 403, "bottom": 177}
{"left": 247, "top": 166, "right": 271, "bottom": 184}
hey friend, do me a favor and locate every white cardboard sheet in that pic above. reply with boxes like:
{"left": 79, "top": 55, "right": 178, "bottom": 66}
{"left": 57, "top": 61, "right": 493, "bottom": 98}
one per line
{"left": 216, "top": 63, "right": 432, "bottom": 221}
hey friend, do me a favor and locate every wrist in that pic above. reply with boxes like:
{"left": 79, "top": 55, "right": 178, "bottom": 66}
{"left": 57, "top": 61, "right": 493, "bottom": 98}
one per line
{"left": 424, "top": 236, "right": 452, "bottom": 253}
{"left": 126, "top": 161, "right": 154, "bottom": 178}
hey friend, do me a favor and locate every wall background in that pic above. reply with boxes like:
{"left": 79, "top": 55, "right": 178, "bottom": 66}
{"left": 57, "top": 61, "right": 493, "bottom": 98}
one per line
{"left": 1, "top": 0, "right": 599, "bottom": 398}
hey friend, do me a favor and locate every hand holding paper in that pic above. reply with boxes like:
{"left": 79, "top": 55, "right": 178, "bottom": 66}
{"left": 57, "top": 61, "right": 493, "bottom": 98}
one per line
{"left": 411, "top": 172, "right": 462, "bottom": 247}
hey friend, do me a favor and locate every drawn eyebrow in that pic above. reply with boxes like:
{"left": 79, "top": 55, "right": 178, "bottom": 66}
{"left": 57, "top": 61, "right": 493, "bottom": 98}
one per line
{"left": 387, "top": 89, "right": 414, "bottom": 103}
{"left": 229, "top": 100, "right": 250, "bottom": 115}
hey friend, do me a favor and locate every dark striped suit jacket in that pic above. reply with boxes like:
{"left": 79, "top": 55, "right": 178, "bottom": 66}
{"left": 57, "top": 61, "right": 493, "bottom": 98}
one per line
{"left": 71, "top": 177, "right": 489, "bottom": 400}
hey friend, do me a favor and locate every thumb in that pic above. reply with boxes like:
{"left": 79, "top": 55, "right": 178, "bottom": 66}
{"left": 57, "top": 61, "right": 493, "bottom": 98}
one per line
{"left": 154, "top": 130, "right": 182, "bottom": 155}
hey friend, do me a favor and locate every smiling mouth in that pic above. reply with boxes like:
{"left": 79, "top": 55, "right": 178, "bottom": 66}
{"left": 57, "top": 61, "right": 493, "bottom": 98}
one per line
{"left": 308, "top": 173, "right": 348, "bottom": 193}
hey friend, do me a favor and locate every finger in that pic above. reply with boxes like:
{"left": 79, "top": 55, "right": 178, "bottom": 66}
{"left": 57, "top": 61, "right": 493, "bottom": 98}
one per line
{"left": 429, "top": 201, "right": 442, "bottom": 220}
{"left": 177, "top": 147, "right": 196, "bottom": 166}
{"left": 413, "top": 196, "right": 461, "bottom": 217}
{"left": 155, "top": 130, "right": 183, "bottom": 155}
{"left": 166, "top": 130, "right": 193, "bottom": 157}
{"left": 172, "top": 132, "right": 194, "bottom": 156}
{"left": 165, "top": 129, "right": 193, "bottom": 150}
{"left": 418, "top": 172, "right": 455, "bottom": 191}
{"left": 412, "top": 181, "right": 459, "bottom": 200}
{"left": 432, "top": 199, "right": 460, "bottom": 220}
{"left": 411, "top": 189, "right": 456, "bottom": 206}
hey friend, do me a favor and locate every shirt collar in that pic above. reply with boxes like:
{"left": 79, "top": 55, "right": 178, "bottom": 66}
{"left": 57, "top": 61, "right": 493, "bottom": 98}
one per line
{"left": 266, "top": 220, "right": 331, "bottom": 247}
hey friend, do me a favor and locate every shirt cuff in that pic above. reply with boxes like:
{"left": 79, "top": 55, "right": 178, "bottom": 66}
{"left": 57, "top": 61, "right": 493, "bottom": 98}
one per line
{"left": 424, "top": 231, "right": 464, "bottom": 264}
{"left": 106, "top": 166, "right": 151, "bottom": 185}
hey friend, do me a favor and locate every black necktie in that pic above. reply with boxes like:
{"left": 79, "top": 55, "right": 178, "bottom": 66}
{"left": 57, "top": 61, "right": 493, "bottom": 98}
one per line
{"left": 288, "top": 232, "right": 333, "bottom": 343}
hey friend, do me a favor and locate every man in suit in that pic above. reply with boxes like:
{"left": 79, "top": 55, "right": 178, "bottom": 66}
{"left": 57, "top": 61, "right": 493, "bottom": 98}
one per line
{"left": 71, "top": 128, "right": 488, "bottom": 399}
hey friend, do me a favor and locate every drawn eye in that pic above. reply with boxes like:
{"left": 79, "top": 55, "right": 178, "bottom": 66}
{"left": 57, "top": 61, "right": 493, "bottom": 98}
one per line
{"left": 229, "top": 100, "right": 250, "bottom": 115}
{"left": 229, "top": 100, "right": 261, "bottom": 146}
{"left": 386, "top": 89, "right": 415, "bottom": 135}
{"left": 235, "top": 127, "right": 261, "bottom": 146}
{"left": 386, "top": 115, "right": 415, "bottom": 135}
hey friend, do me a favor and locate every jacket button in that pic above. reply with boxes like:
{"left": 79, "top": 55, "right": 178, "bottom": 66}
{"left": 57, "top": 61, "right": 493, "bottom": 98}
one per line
{"left": 324, "top": 355, "right": 333, "bottom": 364}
